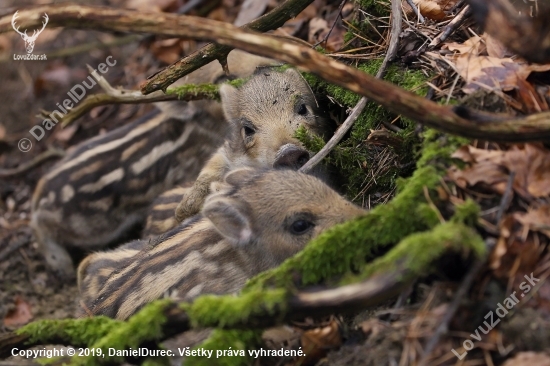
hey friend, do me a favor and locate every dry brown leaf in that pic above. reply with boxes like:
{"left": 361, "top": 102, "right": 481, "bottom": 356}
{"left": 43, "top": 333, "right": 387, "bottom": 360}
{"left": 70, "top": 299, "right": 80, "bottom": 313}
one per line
{"left": 502, "top": 352, "right": 550, "bottom": 366}
{"left": 489, "top": 231, "right": 509, "bottom": 270}
{"left": 448, "top": 144, "right": 550, "bottom": 199}
{"left": 234, "top": 0, "right": 269, "bottom": 26}
{"left": 442, "top": 35, "right": 550, "bottom": 94}
{"left": 150, "top": 38, "right": 183, "bottom": 65}
{"left": 307, "top": 17, "right": 345, "bottom": 52}
{"left": 515, "top": 205, "right": 550, "bottom": 238}
{"left": 309, "top": 18, "right": 329, "bottom": 43}
{"left": 412, "top": 0, "right": 457, "bottom": 21}
{"left": 483, "top": 32, "right": 509, "bottom": 59}
{"left": 488, "top": 211, "right": 543, "bottom": 279}
{"left": 445, "top": 35, "right": 486, "bottom": 55}
{"left": 297, "top": 319, "right": 342, "bottom": 365}
{"left": 3, "top": 296, "right": 33, "bottom": 328}
{"left": 513, "top": 78, "right": 549, "bottom": 113}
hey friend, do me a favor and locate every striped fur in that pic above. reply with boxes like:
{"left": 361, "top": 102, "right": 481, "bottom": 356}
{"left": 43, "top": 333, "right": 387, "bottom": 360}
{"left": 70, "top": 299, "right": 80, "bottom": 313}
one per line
{"left": 142, "top": 185, "right": 191, "bottom": 239}
{"left": 31, "top": 51, "right": 275, "bottom": 279}
{"left": 78, "top": 169, "right": 365, "bottom": 320}
{"left": 31, "top": 109, "right": 223, "bottom": 279}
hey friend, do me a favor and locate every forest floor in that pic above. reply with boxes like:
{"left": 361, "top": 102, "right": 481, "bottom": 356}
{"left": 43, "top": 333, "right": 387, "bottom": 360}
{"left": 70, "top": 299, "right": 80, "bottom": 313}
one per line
{"left": 1, "top": 0, "right": 550, "bottom": 365}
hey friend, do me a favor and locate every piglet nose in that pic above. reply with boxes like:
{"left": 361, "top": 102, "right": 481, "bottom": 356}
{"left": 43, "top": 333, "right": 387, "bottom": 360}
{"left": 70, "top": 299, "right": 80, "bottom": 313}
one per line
{"left": 273, "top": 144, "right": 310, "bottom": 170}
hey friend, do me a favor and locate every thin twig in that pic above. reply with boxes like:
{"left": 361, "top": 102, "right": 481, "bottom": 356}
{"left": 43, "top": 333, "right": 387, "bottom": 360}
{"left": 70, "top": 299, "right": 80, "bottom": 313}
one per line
{"left": 406, "top": 0, "right": 425, "bottom": 23}
{"left": 0, "top": 148, "right": 65, "bottom": 178}
{"left": 300, "top": 0, "right": 402, "bottom": 173}
{"left": 495, "top": 171, "right": 515, "bottom": 225}
{"left": 313, "top": 0, "right": 347, "bottom": 48}
{"left": 417, "top": 238, "right": 494, "bottom": 366}
{"left": 429, "top": 5, "right": 471, "bottom": 48}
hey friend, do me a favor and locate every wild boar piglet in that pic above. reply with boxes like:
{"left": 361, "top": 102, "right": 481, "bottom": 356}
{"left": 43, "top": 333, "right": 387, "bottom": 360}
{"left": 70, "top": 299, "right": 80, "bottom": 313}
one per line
{"left": 78, "top": 168, "right": 364, "bottom": 320}
{"left": 174, "top": 67, "right": 334, "bottom": 223}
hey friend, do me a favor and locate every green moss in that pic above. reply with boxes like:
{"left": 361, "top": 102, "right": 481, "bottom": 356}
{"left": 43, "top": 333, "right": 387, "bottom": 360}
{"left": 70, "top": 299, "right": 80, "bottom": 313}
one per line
{"left": 356, "top": 222, "right": 486, "bottom": 281}
{"left": 451, "top": 199, "right": 480, "bottom": 227}
{"left": 417, "top": 129, "right": 469, "bottom": 169}
{"left": 294, "top": 125, "right": 325, "bottom": 153}
{"left": 184, "top": 289, "right": 287, "bottom": 328}
{"left": 17, "top": 316, "right": 120, "bottom": 347}
{"left": 166, "top": 83, "right": 221, "bottom": 101}
{"left": 72, "top": 299, "right": 172, "bottom": 366}
{"left": 165, "top": 77, "right": 249, "bottom": 101}
{"left": 226, "top": 78, "right": 248, "bottom": 89}
{"left": 186, "top": 330, "right": 262, "bottom": 366}
{"left": 354, "top": 0, "right": 391, "bottom": 16}
{"left": 246, "top": 164, "right": 443, "bottom": 291}
{"left": 300, "top": 62, "right": 429, "bottom": 200}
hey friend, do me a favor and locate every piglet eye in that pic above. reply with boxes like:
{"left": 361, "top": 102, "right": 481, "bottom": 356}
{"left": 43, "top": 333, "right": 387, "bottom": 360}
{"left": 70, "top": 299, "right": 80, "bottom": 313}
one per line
{"left": 243, "top": 126, "right": 255, "bottom": 137}
{"left": 297, "top": 104, "right": 308, "bottom": 116}
{"left": 290, "top": 219, "right": 314, "bottom": 235}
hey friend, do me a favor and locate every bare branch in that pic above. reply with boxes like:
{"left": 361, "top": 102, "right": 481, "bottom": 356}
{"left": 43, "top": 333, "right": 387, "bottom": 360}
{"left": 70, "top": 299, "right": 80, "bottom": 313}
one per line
{"left": 2, "top": 4, "right": 550, "bottom": 141}
{"left": 39, "top": 67, "right": 218, "bottom": 127}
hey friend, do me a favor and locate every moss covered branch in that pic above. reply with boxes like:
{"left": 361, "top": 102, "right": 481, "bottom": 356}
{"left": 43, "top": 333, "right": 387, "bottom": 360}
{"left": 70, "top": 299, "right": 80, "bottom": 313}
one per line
{"left": 42, "top": 83, "right": 220, "bottom": 128}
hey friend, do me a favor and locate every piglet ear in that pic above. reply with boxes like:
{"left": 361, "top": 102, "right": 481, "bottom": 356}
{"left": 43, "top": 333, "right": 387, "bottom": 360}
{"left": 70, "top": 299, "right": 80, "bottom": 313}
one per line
{"left": 223, "top": 167, "right": 257, "bottom": 186}
{"left": 219, "top": 83, "right": 240, "bottom": 123}
{"left": 202, "top": 197, "right": 253, "bottom": 247}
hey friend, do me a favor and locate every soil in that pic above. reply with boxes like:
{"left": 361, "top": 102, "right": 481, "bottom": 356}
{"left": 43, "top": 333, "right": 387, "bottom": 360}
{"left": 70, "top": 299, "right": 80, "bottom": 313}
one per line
{"left": 0, "top": 0, "right": 158, "bottom": 334}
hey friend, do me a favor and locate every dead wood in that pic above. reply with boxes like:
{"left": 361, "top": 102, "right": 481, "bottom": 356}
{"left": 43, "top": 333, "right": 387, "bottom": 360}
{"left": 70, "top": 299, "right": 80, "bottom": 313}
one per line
{"left": 2, "top": 4, "right": 550, "bottom": 141}
{"left": 1, "top": 4, "right": 550, "bottom": 141}
{"left": 467, "top": 0, "right": 550, "bottom": 64}
{"left": 0, "top": 0, "right": 314, "bottom": 93}
{"left": 42, "top": 66, "right": 216, "bottom": 127}
{"left": 0, "top": 269, "right": 410, "bottom": 359}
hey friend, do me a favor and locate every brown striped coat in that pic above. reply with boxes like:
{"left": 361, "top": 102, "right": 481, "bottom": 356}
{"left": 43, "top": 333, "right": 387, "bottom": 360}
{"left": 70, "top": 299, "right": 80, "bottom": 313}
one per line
{"left": 78, "top": 168, "right": 365, "bottom": 320}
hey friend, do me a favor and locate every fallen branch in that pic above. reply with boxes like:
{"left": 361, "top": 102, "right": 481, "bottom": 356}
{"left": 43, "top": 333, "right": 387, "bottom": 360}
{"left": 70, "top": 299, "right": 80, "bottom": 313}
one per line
{"left": 1, "top": 218, "right": 485, "bottom": 362}
{"left": 38, "top": 66, "right": 218, "bottom": 127}
{"left": 2, "top": 5, "right": 550, "bottom": 141}
{"left": 467, "top": 0, "right": 550, "bottom": 64}
{"left": 429, "top": 5, "right": 471, "bottom": 48}
{"left": 0, "top": 269, "right": 410, "bottom": 359}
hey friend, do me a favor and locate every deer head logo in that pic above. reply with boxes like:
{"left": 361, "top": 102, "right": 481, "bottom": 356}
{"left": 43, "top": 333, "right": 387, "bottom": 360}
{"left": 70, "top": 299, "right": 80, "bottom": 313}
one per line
{"left": 12, "top": 11, "right": 48, "bottom": 54}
